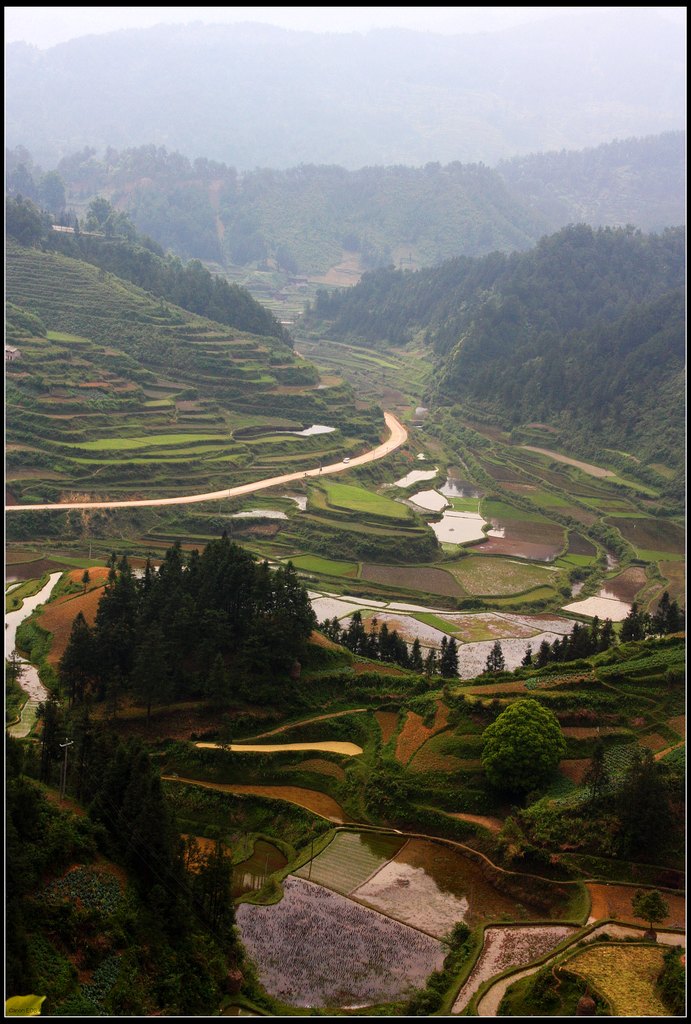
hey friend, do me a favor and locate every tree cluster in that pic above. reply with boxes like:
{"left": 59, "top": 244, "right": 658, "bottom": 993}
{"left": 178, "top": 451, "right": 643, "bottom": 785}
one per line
{"left": 522, "top": 616, "right": 616, "bottom": 669}
{"left": 59, "top": 538, "right": 317, "bottom": 717}
{"left": 620, "top": 593, "right": 684, "bottom": 642}
{"left": 320, "top": 611, "right": 460, "bottom": 676}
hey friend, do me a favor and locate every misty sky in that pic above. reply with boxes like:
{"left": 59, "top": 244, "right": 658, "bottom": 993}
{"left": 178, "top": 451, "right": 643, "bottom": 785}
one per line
{"left": 5, "top": 5, "right": 687, "bottom": 49}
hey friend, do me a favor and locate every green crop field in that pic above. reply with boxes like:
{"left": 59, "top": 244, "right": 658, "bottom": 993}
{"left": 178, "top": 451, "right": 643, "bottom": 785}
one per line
{"left": 289, "top": 555, "right": 359, "bottom": 578}
{"left": 294, "top": 830, "right": 405, "bottom": 894}
{"left": 320, "top": 481, "right": 413, "bottom": 520}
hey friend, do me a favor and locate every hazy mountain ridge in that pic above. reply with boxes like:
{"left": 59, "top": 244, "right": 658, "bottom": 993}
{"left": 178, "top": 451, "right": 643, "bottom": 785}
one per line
{"left": 7, "top": 132, "right": 684, "bottom": 280}
{"left": 497, "top": 132, "right": 686, "bottom": 232}
{"left": 6, "top": 13, "right": 685, "bottom": 171}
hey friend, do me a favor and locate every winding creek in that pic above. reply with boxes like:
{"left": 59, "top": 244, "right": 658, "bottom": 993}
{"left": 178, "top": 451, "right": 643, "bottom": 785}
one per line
{"left": 6, "top": 572, "right": 62, "bottom": 737}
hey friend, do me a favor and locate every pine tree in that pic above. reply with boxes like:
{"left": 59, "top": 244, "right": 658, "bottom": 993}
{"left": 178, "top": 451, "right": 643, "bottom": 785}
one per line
{"left": 485, "top": 641, "right": 506, "bottom": 674}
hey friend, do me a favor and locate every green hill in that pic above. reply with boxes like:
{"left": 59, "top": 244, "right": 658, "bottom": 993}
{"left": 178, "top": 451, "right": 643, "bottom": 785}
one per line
{"left": 308, "top": 225, "right": 685, "bottom": 490}
{"left": 5, "top": 239, "right": 377, "bottom": 504}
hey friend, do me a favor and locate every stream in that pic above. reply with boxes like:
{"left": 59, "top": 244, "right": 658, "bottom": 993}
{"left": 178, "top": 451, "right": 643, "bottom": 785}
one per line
{"left": 6, "top": 572, "right": 62, "bottom": 737}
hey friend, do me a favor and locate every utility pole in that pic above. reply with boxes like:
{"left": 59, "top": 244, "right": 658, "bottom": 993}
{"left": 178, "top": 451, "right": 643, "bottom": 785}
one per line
{"left": 59, "top": 737, "right": 74, "bottom": 801}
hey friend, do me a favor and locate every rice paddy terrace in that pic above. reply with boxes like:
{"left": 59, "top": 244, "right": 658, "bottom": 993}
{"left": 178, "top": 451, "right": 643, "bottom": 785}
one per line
{"left": 7, "top": 556, "right": 686, "bottom": 1015}
{"left": 5, "top": 241, "right": 378, "bottom": 505}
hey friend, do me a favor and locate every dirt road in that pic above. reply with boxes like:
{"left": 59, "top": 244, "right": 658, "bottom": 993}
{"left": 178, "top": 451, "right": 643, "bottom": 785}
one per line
{"left": 5, "top": 411, "right": 408, "bottom": 513}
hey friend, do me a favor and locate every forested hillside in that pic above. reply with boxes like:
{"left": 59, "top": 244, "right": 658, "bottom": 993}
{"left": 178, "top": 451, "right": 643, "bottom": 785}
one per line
{"left": 309, "top": 225, "right": 685, "bottom": 486}
{"left": 8, "top": 135, "right": 684, "bottom": 278}
{"left": 497, "top": 132, "right": 685, "bottom": 233}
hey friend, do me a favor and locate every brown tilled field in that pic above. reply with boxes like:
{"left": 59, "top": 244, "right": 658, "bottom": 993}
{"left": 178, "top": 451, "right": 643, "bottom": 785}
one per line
{"left": 558, "top": 759, "right": 590, "bottom": 784}
{"left": 395, "top": 702, "right": 449, "bottom": 765}
{"left": 37, "top": 580, "right": 108, "bottom": 667}
{"left": 587, "top": 883, "right": 686, "bottom": 929}
{"left": 375, "top": 710, "right": 400, "bottom": 745}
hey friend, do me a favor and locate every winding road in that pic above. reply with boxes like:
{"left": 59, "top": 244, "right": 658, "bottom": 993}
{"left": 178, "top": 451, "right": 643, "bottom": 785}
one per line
{"left": 6, "top": 411, "right": 407, "bottom": 513}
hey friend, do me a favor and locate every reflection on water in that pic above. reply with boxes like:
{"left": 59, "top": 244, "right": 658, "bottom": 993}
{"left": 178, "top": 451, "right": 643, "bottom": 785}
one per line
{"left": 232, "top": 839, "right": 287, "bottom": 898}
{"left": 429, "top": 511, "right": 487, "bottom": 544}
{"left": 352, "top": 838, "right": 552, "bottom": 938}
{"left": 439, "top": 476, "right": 482, "bottom": 499}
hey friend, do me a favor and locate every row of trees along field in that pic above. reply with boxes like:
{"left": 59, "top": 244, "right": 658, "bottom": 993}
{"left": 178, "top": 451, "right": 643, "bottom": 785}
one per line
{"left": 320, "top": 611, "right": 460, "bottom": 676}
{"left": 58, "top": 538, "right": 317, "bottom": 718}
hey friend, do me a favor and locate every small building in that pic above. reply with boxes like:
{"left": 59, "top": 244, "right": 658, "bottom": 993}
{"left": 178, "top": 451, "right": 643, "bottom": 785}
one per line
{"left": 5, "top": 345, "right": 20, "bottom": 362}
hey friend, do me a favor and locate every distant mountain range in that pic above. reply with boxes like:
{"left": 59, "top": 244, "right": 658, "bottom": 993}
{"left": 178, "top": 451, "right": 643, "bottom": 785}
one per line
{"left": 6, "top": 11, "right": 685, "bottom": 171}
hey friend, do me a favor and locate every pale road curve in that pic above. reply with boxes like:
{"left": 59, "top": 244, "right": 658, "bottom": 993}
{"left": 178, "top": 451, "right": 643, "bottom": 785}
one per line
{"left": 5, "top": 411, "right": 408, "bottom": 513}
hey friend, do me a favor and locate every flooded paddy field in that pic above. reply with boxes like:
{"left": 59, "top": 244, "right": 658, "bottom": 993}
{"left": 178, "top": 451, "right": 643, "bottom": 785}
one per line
{"left": 236, "top": 875, "right": 445, "bottom": 1008}
{"left": 295, "top": 831, "right": 406, "bottom": 894}
{"left": 456, "top": 633, "right": 566, "bottom": 678}
{"left": 562, "top": 596, "right": 631, "bottom": 620}
{"left": 232, "top": 839, "right": 288, "bottom": 898}
{"left": 439, "top": 472, "right": 483, "bottom": 499}
{"left": 598, "top": 566, "right": 647, "bottom": 603}
{"left": 446, "top": 556, "right": 559, "bottom": 597}
{"left": 352, "top": 839, "right": 567, "bottom": 938}
{"left": 606, "top": 516, "right": 685, "bottom": 555}
{"left": 429, "top": 510, "right": 488, "bottom": 544}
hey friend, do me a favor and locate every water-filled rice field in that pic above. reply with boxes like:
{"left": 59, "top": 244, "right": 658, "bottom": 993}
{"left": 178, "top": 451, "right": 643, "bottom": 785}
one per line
{"left": 232, "top": 839, "right": 288, "bottom": 898}
{"left": 597, "top": 566, "right": 648, "bottom": 602}
{"left": 294, "top": 831, "right": 405, "bottom": 894}
{"left": 352, "top": 839, "right": 569, "bottom": 936}
{"left": 453, "top": 925, "right": 577, "bottom": 1013}
{"left": 606, "top": 517, "right": 684, "bottom": 556}
{"left": 236, "top": 875, "right": 445, "bottom": 1008}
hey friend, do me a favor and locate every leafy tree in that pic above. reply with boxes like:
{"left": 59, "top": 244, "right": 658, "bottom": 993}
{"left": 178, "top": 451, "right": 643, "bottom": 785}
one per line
{"left": 5, "top": 196, "right": 45, "bottom": 245}
{"left": 521, "top": 644, "right": 533, "bottom": 667}
{"left": 81, "top": 569, "right": 90, "bottom": 594}
{"left": 484, "top": 640, "right": 506, "bottom": 674}
{"left": 631, "top": 889, "right": 670, "bottom": 932}
{"left": 481, "top": 698, "right": 566, "bottom": 795}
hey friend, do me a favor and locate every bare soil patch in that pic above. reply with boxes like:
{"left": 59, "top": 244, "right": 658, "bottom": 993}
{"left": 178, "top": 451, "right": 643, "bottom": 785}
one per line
{"left": 586, "top": 883, "right": 685, "bottom": 929}
{"left": 395, "top": 702, "right": 449, "bottom": 765}
{"left": 666, "top": 715, "right": 685, "bottom": 737}
{"left": 37, "top": 585, "right": 107, "bottom": 667}
{"left": 561, "top": 726, "right": 627, "bottom": 738}
{"left": 375, "top": 710, "right": 400, "bottom": 745}
{"left": 165, "top": 777, "right": 348, "bottom": 822}
{"left": 638, "top": 733, "right": 669, "bottom": 752}
{"left": 559, "top": 759, "right": 590, "bottom": 785}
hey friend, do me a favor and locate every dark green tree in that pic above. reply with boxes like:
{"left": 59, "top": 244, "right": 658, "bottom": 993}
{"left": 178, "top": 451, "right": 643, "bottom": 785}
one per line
{"left": 616, "top": 748, "right": 671, "bottom": 855}
{"left": 440, "top": 636, "right": 459, "bottom": 677}
{"left": 582, "top": 738, "right": 610, "bottom": 804}
{"left": 481, "top": 698, "right": 566, "bottom": 795}
{"left": 484, "top": 640, "right": 506, "bottom": 674}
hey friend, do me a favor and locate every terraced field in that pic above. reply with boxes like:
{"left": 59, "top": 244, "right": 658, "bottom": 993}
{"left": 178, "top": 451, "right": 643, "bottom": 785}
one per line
{"left": 294, "top": 830, "right": 406, "bottom": 893}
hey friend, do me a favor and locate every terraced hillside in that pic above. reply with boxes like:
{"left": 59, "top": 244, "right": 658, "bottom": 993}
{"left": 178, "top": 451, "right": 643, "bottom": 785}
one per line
{"left": 5, "top": 241, "right": 380, "bottom": 503}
